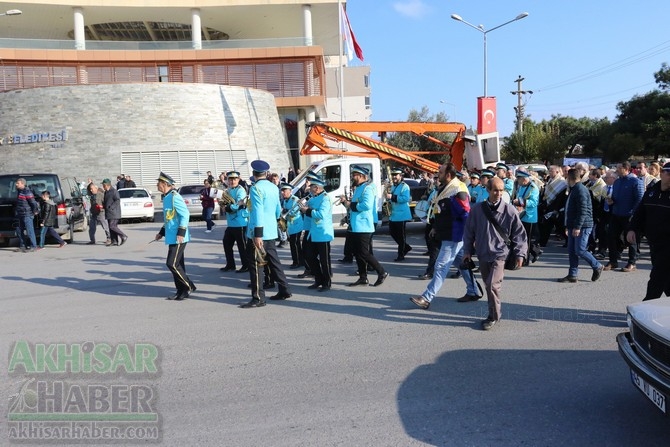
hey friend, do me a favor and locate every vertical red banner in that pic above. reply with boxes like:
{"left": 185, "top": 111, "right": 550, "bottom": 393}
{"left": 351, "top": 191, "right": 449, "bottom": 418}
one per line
{"left": 477, "top": 97, "right": 497, "bottom": 134}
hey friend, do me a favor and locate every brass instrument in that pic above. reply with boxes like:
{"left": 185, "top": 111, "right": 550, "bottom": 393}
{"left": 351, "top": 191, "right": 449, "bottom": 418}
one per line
{"left": 279, "top": 195, "right": 307, "bottom": 232}
{"left": 333, "top": 186, "right": 350, "bottom": 207}
{"left": 217, "top": 187, "right": 236, "bottom": 206}
{"left": 382, "top": 182, "right": 392, "bottom": 217}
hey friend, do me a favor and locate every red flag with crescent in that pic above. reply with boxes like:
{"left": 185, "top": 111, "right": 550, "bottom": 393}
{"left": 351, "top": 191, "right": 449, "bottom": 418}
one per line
{"left": 477, "top": 97, "right": 497, "bottom": 134}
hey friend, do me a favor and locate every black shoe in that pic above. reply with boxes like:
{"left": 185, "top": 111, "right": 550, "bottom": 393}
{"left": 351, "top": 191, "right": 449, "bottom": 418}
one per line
{"left": 338, "top": 258, "right": 354, "bottom": 264}
{"left": 87, "top": 241, "right": 96, "bottom": 245}
{"left": 220, "top": 265, "right": 235, "bottom": 271}
{"left": 120, "top": 236, "right": 128, "bottom": 246}
{"left": 307, "top": 282, "right": 321, "bottom": 290}
{"left": 457, "top": 294, "right": 481, "bottom": 302}
{"left": 236, "top": 267, "right": 249, "bottom": 273}
{"left": 393, "top": 256, "right": 405, "bottom": 262}
{"left": 373, "top": 272, "right": 389, "bottom": 287}
{"left": 277, "top": 242, "right": 286, "bottom": 248}
{"left": 557, "top": 276, "right": 577, "bottom": 283}
{"left": 289, "top": 263, "right": 300, "bottom": 269}
{"left": 592, "top": 265, "right": 604, "bottom": 282}
{"left": 417, "top": 273, "right": 432, "bottom": 280}
{"left": 404, "top": 246, "right": 413, "bottom": 256}
{"left": 240, "top": 299, "right": 266, "bottom": 308}
{"left": 318, "top": 284, "right": 331, "bottom": 292}
{"left": 167, "top": 290, "right": 188, "bottom": 300}
{"left": 482, "top": 317, "right": 498, "bottom": 331}
{"left": 347, "top": 278, "right": 369, "bottom": 287}
{"left": 269, "top": 292, "right": 292, "bottom": 301}
{"left": 263, "top": 281, "right": 276, "bottom": 290}
{"left": 410, "top": 296, "right": 430, "bottom": 309}
{"left": 594, "top": 252, "right": 606, "bottom": 260}
{"left": 297, "top": 271, "right": 313, "bottom": 278}
{"left": 421, "top": 251, "right": 430, "bottom": 256}
{"left": 448, "top": 271, "right": 461, "bottom": 279}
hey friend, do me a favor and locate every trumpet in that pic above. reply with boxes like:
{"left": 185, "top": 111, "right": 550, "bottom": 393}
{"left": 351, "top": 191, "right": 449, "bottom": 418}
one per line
{"left": 333, "top": 186, "right": 351, "bottom": 207}
{"left": 382, "top": 182, "right": 392, "bottom": 217}
{"left": 217, "top": 187, "right": 236, "bottom": 206}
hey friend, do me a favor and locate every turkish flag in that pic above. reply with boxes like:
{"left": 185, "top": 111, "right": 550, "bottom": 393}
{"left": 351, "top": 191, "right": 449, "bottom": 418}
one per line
{"left": 477, "top": 97, "right": 497, "bottom": 134}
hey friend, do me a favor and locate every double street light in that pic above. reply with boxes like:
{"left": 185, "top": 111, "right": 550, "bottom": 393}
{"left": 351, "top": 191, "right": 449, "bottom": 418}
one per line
{"left": 451, "top": 12, "right": 528, "bottom": 97}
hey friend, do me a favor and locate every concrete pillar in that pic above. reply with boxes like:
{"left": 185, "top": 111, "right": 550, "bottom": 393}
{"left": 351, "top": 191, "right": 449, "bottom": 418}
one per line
{"left": 302, "top": 4, "right": 313, "bottom": 46}
{"left": 191, "top": 9, "right": 202, "bottom": 50}
{"left": 73, "top": 7, "right": 85, "bottom": 50}
{"left": 298, "top": 108, "right": 318, "bottom": 168}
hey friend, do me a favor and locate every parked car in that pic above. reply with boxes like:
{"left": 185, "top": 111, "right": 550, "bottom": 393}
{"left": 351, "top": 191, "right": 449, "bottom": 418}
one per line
{"left": 118, "top": 188, "right": 155, "bottom": 222}
{"left": 617, "top": 299, "right": 670, "bottom": 415}
{"left": 176, "top": 184, "right": 220, "bottom": 220}
{"left": 0, "top": 173, "right": 87, "bottom": 246}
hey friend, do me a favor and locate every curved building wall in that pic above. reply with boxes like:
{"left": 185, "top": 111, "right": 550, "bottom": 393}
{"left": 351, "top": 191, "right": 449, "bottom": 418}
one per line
{"left": 0, "top": 83, "right": 291, "bottom": 188}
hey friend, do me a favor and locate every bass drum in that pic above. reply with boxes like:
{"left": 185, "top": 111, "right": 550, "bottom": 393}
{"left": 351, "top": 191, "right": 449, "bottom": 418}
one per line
{"left": 414, "top": 200, "right": 429, "bottom": 221}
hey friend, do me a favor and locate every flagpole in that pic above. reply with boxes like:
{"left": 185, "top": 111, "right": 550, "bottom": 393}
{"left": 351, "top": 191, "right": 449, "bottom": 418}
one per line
{"left": 338, "top": 0, "right": 345, "bottom": 122}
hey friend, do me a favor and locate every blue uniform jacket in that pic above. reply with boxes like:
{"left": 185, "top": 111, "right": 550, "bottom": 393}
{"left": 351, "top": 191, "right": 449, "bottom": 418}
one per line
{"left": 389, "top": 182, "right": 412, "bottom": 222}
{"left": 349, "top": 182, "right": 376, "bottom": 233}
{"left": 225, "top": 185, "right": 248, "bottom": 228}
{"left": 161, "top": 189, "right": 190, "bottom": 244}
{"left": 516, "top": 182, "right": 540, "bottom": 224}
{"left": 306, "top": 192, "right": 334, "bottom": 242}
{"left": 474, "top": 184, "right": 489, "bottom": 203}
{"left": 503, "top": 177, "right": 515, "bottom": 196}
{"left": 246, "top": 179, "right": 281, "bottom": 241}
{"left": 282, "top": 195, "right": 304, "bottom": 235}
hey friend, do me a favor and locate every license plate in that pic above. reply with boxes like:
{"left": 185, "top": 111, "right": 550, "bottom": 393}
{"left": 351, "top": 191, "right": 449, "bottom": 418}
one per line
{"left": 123, "top": 202, "right": 140, "bottom": 207}
{"left": 192, "top": 199, "right": 200, "bottom": 205}
{"left": 631, "top": 370, "right": 666, "bottom": 413}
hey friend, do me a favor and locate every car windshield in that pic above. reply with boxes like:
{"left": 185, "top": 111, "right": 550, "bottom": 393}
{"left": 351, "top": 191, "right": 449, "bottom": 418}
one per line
{"left": 0, "top": 174, "right": 60, "bottom": 201}
{"left": 179, "top": 186, "right": 202, "bottom": 195}
{"left": 119, "top": 189, "right": 148, "bottom": 199}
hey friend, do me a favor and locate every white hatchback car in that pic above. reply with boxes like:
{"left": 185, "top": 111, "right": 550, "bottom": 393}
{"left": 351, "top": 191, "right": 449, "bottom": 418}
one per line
{"left": 118, "top": 188, "right": 155, "bottom": 222}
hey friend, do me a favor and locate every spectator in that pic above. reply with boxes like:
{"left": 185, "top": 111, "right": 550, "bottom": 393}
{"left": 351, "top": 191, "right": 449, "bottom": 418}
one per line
{"left": 200, "top": 179, "right": 216, "bottom": 232}
{"left": 116, "top": 174, "right": 126, "bottom": 190}
{"left": 538, "top": 165, "right": 567, "bottom": 247}
{"left": 206, "top": 171, "right": 215, "bottom": 185}
{"left": 558, "top": 169, "right": 603, "bottom": 283}
{"left": 512, "top": 170, "right": 542, "bottom": 264}
{"left": 124, "top": 175, "right": 136, "bottom": 188}
{"left": 14, "top": 178, "right": 40, "bottom": 252}
{"left": 287, "top": 167, "right": 296, "bottom": 182}
{"left": 101, "top": 178, "right": 128, "bottom": 246}
{"left": 38, "top": 190, "right": 67, "bottom": 248}
{"left": 603, "top": 161, "right": 644, "bottom": 272}
{"left": 87, "top": 182, "right": 111, "bottom": 245}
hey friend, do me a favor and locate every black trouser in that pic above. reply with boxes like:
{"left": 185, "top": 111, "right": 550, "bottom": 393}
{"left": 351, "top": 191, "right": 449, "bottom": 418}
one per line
{"left": 166, "top": 243, "right": 195, "bottom": 293}
{"left": 644, "top": 243, "right": 670, "bottom": 300}
{"left": 608, "top": 215, "right": 636, "bottom": 266}
{"left": 223, "top": 226, "right": 249, "bottom": 269}
{"left": 426, "top": 235, "right": 442, "bottom": 276}
{"left": 343, "top": 230, "right": 354, "bottom": 260}
{"left": 595, "top": 213, "right": 609, "bottom": 254}
{"left": 306, "top": 241, "right": 331, "bottom": 287}
{"left": 301, "top": 231, "right": 312, "bottom": 273}
{"left": 351, "top": 232, "right": 384, "bottom": 280}
{"left": 288, "top": 231, "right": 303, "bottom": 266}
{"left": 522, "top": 221, "right": 541, "bottom": 265}
{"left": 107, "top": 219, "right": 126, "bottom": 243}
{"left": 246, "top": 239, "right": 290, "bottom": 301}
{"left": 389, "top": 220, "right": 411, "bottom": 257}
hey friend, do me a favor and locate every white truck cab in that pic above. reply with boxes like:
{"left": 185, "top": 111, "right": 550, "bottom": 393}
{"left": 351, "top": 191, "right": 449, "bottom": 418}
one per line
{"left": 290, "top": 157, "right": 383, "bottom": 228}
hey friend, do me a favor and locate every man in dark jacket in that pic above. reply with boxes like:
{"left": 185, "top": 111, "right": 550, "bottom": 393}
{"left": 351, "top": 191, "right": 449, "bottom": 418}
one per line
{"left": 604, "top": 161, "right": 645, "bottom": 272}
{"left": 627, "top": 162, "right": 670, "bottom": 300}
{"left": 102, "top": 178, "right": 127, "bottom": 246}
{"left": 38, "top": 190, "right": 66, "bottom": 248}
{"left": 14, "top": 178, "right": 40, "bottom": 252}
{"left": 87, "top": 182, "right": 111, "bottom": 245}
{"left": 558, "top": 169, "right": 604, "bottom": 283}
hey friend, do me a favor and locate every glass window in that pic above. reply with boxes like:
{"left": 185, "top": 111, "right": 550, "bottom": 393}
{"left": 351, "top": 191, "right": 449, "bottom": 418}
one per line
{"left": 318, "top": 165, "right": 341, "bottom": 193}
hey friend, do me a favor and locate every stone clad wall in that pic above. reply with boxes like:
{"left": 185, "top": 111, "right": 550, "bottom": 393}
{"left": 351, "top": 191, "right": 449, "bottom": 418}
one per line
{"left": 0, "top": 83, "right": 290, "bottom": 188}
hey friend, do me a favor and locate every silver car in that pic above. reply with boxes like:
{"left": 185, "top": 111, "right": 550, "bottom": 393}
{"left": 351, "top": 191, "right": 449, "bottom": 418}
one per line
{"left": 176, "top": 184, "right": 220, "bottom": 220}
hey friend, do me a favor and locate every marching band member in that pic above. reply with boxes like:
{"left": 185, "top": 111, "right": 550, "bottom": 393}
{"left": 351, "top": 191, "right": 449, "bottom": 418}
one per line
{"left": 280, "top": 183, "right": 304, "bottom": 269}
{"left": 220, "top": 171, "right": 250, "bottom": 273}
{"left": 387, "top": 167, "right": 413, "bottom": 261}
{"left": 300, "top": 177, "right": 334, "bottom": 291}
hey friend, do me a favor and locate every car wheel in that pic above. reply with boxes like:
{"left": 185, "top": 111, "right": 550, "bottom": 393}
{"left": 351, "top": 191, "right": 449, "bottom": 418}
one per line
{"left": 0, "top": 238, "right": 9, "bottom": 247}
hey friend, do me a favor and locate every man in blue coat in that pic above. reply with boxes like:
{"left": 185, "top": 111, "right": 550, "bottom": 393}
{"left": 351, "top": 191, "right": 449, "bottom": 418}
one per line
{"left": 241, "top": 160, "right": 292, "bottom": 308}
{"left": 387, "top": 167, "right": 413, "bottom": 261}
{"left": 340, "top": 165, "right": 388, "bottom": 287}
{"left": 280, "top": 183, "right": 304, "bottom": 269}
{"left": 220, "top": 171, "right": 250, "bottom": 273}
{"left": 154, "top": 172, "right": 196, "bottom": 301}
{"left": 558, "top": 169, "right": 604, "bottom": 283}
{"left": 300, "top": 177, "right": 334, "bottom": 291}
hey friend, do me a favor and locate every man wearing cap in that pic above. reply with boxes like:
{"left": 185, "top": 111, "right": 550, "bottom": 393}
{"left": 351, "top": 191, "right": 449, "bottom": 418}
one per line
{"left": 496, "top": 163, "right": 514, "bottom": 196}
{"left": 101, "top": 178, "right": 127, "bottom": 246}
{"left": 387, "top": 167, "right": 412, "bottom": 261}
{"left": 297, "top": 171, "right": 319, "bottom": 278}
{"left": 467, "top": 173, "right": 481, "bottom": 203}
{"left": 154, "top": 172, "right": 196, "bottom": 300}
{"left": 475, "top": 170, "right": 495, "bottom": 203}
{"left": 280, "top": 183, "right": 304, "bottom": 269}
{"left": 241, "top": 160, "right": 292, "bottom": 308}
{"left": 220, "top": 171, "right": 250, "bottom": 273}
{"left": 299, "top": 177, "right": 334, "bottom": 291}
{"left": 627, "top": 162, "right": 670, "bottom": 300}
{"left": 340, "top": 165, "right": 388, "bottom": 287}
{"left": 512, "top": 169, "right": 541, "bottom": 264}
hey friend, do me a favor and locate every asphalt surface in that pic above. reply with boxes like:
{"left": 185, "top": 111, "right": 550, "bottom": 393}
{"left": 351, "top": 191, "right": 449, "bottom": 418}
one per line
{"left": 1, "top": 219, "right": 668, "bottom": 446}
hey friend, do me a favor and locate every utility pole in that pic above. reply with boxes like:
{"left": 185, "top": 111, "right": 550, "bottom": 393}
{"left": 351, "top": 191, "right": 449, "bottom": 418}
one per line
{"left": 511, "top": 75, "right": 533, "bottom": 133}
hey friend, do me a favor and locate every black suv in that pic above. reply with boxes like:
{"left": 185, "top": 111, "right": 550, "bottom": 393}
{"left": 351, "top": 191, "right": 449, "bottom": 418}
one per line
{"left": 0, "top": 173, "right": 87, "bottom": 246}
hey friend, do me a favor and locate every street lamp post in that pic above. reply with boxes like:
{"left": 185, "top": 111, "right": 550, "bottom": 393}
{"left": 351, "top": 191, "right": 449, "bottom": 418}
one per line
{"left": 0, "top": 9, "right": 22, "bottom": 17}
{"left": 451, "top": 12, "right": 528, "bottom": 97}
{"left": 439, "top": 100, "right": 456, "bottom": 120}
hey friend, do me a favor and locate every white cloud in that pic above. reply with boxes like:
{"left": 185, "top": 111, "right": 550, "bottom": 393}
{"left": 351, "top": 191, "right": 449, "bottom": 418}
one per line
{"left": 393, "top": 0, "right": 429, "bottom": 19}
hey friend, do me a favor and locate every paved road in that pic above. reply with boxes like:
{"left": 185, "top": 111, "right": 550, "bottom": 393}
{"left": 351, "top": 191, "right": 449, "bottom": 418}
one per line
{"left": 1, "top": 220, "right": 668, "bottom": 446}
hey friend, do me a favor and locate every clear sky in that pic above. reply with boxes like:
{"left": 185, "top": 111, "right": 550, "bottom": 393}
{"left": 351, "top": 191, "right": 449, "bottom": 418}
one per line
{"left": 345, "top": 0, "right": 670, "bottom": 138}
